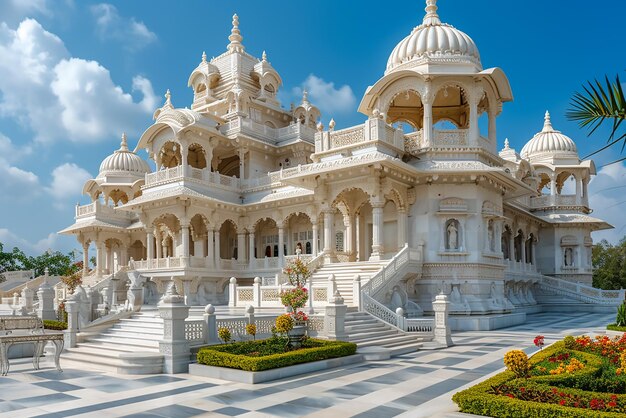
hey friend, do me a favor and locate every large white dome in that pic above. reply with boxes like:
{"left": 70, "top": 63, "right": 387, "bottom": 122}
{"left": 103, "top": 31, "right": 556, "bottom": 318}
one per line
{"left": 98, "top": 133, "right": 151, "bottom": 178}
{"left": 520, "top": 111, "right": 579, "bottom": 162}
{"left": 386, "top": 0, "right": 481, "bottom": 73}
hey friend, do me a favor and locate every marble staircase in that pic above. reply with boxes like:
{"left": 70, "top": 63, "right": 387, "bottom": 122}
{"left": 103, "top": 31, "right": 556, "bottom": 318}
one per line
{"left": 345, "top": 311, "right": 423, "bottom": 356}
{"left": 61, "top": 310, "right": 164, "bottom": 374}
{"left": 310, "top": 261, "right": 388, "bottom": 306}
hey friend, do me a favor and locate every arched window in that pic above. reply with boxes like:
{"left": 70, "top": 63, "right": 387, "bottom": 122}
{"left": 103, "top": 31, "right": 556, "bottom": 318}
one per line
{"left": 305, "top": 241, "right": 311, "bottom": 254}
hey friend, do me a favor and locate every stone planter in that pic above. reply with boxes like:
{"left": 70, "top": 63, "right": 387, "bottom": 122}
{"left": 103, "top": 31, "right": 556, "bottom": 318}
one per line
{"left": 288, "top": 324, "right": 307, "bottom": 348}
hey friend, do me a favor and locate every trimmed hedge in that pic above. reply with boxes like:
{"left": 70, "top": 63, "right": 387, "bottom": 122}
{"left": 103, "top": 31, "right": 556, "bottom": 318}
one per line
{"left": 43, "top": 319, "right": 67, "bottom": 330}
{"left": 452, "top": 341, "right": 626, "bottom": 417}
{"left": 197, "top": 338, "right": 357, "bottom": 372}
{"left": 607, "top": 324, "right": 626, "bottom": 332}
{"left": 452, "top": 372, "right": 626, "bottom": 418}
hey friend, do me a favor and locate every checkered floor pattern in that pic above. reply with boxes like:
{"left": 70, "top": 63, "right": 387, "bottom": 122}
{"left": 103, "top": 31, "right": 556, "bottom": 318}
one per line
{"left": 0, "top": 311, "right": 614, "bottom": 418}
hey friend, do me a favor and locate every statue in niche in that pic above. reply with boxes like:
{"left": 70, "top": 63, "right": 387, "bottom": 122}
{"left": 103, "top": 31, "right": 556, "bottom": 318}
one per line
{"left": 447, "top": 221, "right": 459, "bottom": 250}
{"left": 488, "top": 221, "right": 495, "bottom": 252}
{"left": 564, "top": 247, "right": 573, "bottom": 267}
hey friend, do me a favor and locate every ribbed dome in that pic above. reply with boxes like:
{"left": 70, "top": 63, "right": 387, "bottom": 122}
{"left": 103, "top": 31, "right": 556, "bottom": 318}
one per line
{"left": 520, "top": 111, "right": 578, "bottom": 162}
{"left": 386, "top": 0, "right": 481, "bottom": 73}
{"left": 98, "top": 133, "right": 151, "bottom": 178}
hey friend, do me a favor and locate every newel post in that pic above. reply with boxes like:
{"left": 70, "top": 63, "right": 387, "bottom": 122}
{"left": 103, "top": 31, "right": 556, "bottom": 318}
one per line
{"left": 432, "top": 293, "right": 453, "bottom": 347}
{"left": 228, "top": 277, "right": 237, "bottom": 307}
{"left": 352, "top": 275, "right": 362, "bottom": 311}
{"left": 158, "top": 283, "right": 191, "bottom": 373}
{"left": 204, "top": 304, "right": 218, "bottom": 344}
{"left": 324, "top": 290, "right": 347, "bottom": 340}
{"left": 253, "top": 277, "right": 261, "bottom": 308}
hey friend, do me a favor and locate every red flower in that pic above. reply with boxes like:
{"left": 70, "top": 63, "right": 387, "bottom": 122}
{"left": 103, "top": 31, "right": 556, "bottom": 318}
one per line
{"left": 506, "top": 394, "right": 514, "bottom": 398}
{"left": 560, "top": 400, "right": 566, "bottom": 406}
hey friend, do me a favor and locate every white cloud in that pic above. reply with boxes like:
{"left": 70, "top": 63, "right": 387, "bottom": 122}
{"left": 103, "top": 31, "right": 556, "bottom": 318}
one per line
{"left": 0, "top": 18, "right": 158, "bottom": 144}
{"left": 0, "top": 0, "right": 52, "bottom": 25}
{"left": 0, "top": 132, "right": 32, "bottom": 162}
{"left": 293, "top": 74, "right": 356, "bottom": 117}
{"left": 0, "top": 228, "right": 58, "bottom": 254}
{"left": 588, "top": 162, "right": 626, "bottom": 244}
{"left": 46, "top": 163, "right": 92, "bottom": 207}
{"left": 91, "top": 3, "right": 157, "bottom": 50}
{"left": 0, "top": 159, "right": 40, "bottom": 201}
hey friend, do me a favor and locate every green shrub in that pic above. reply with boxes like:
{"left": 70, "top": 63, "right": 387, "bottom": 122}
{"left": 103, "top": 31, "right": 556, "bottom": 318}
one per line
{"left": 616, "top": 302, "right": 626, "bottom": 327}
{"left": 43, "top": 320, "right": 67, "bottom": 330}
{"left": 607, "top": 324, "right": 626, "bottom": 332}
{"left": 197, "top": 338, "right": 356, "bottom": 371}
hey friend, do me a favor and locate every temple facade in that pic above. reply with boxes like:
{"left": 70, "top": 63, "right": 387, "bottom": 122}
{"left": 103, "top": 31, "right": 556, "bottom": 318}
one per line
{"left": 61, "top": 1, "right": 612, "bottom": 329}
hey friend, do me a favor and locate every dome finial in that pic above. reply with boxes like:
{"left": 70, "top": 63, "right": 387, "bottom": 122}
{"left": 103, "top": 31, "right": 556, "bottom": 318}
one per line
{"left": 302, "top": 89, "right": 309, "bottom": 103}
{"left": 542, "top": 110, "right": 554, "bottom": 132}
{"left": 201, "top": 51, "right": 207, "bottom": 63}
{"left": 228, "top": 13, "right": 244, "bottom": 52}
{"left": 120, "top": 132, "right": 128, "bottom": 151}
{"left": 423, "top": 0, "right": 441, "bottom": 25}
{"left": 504, "top": 138, "right": 510, "bottom": 150}
{"left": 165, "top": 89, "right": 171, "bottom": 105}
{"left": 262, "top": 50, "right": 267, "bottom": 62}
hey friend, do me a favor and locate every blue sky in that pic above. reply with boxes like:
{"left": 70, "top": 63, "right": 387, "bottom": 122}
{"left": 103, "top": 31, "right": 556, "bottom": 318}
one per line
{"left": 0, "top": 0, "right": 625, "bottom": 256}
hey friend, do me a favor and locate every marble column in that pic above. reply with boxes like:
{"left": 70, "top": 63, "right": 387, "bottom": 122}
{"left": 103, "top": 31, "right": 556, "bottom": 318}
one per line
{"left": 323, "top": 210, "right": 335, "bottom": 261}
{"left": 277, "top": 227, "right": 284, "bottom": 266}
{"left": 397, "top": 210, "right": 407, "bottom": 250}
{"left": 311, "top": 221, "right": 319, "bottom": 256}
{"left": 214, "top": 231, "right": 221, "bottom": 266}
{"left": 146, "top": 231, "right": 155, "bottom": 261}
{"left": 82, "top": 243, "right": 89, "bottom": 277}
{"left": 237, "top": 233, "right": 246, "bottom": 263}
{"left": 181, "top": 223, "right": 190, "bottom": 258}
{"left": 370, "top": 203, "right": 384, "bottom": 260}
{"left": 206, "top": 229, "right": 214, "bottom": 268}
{"left": 249, "top": 232, "right": 256, "bottom": 268}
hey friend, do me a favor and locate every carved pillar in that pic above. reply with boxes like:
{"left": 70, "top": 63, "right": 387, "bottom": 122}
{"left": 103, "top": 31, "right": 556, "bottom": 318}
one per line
{"left": 488, "top": 108, "right": 496, "bottom": 143}
{"left": 575, "top": 175, "right": 582, "bottom": 205}
{"left": 146, "top": 231, "right": 155, "bottom": 261}
{"left": 469, "top": 87, "right": 482, "bottom": 146}
{"left": 206, "top": 229, "right": 214, "bottom": 268}
{"left": 311, "top": 220, "right": 319, "bottom": 256}
{"left": 277, "top": 226, "right": 284, "bottom": 266}
{"left": 343, "top": 214, "right": 352, "bottom": 259}
{"left": 181, "top": 223, "right": 190, "bottom": 258}
{"left": 323, "top": 210, "right": 335, "bottom": 262}
{"left": 458, "top": 218, "right": 466, "bottom": 252}
{"left": 237, "top": 232, "right": 246, "bottom": 263}
{"left": 495, "top": 222, "right": 502, "bottom": 254}
{"left": 583, "top": 177, "right": 589, "bottom": 206}
{"left": 249, "top": 232, "right": 256, "bottom": 268}
{"left": 397, "top": 209, "right": 407, "bottom": 250}
{"left": 214, "top": 230, "right": 221, "bottom": 263}
{"left": 370, "top": 202, "right": 384, "bottom": 261}
{"left": 509, "top": 232, "right": 515, "bottom": 261}
{"left": 520, "top": 235, "right": 527, "bottom": 265}
{"left": 158, "top": 286, "right": 190, "bottom": 374}
{"left": 181, "top": 144, "right": 188, "bottom": 178}
{"left": 82, "top": 243, "right": 89, "bottom": 278}
{"left": 155, "top": 229, "right": 162, "bottom": 259}
{"left": 422, "top": 83, "right": 433, "bottom": 147}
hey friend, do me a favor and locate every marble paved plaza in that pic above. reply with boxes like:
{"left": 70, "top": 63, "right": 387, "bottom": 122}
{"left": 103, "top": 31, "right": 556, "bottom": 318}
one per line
{"left": 0, "top": 311, "right": 614, "bottom": 418}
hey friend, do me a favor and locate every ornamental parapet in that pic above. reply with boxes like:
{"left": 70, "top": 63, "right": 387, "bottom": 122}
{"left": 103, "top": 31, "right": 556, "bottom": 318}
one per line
{"left": 75, "top": 200, "right": 135, "bottom": 222}
{"left": 529, "top": 194, "right": 588, "bottom": 210}
{"left": 220, "top": 116, "right": 315, "bottom": 145}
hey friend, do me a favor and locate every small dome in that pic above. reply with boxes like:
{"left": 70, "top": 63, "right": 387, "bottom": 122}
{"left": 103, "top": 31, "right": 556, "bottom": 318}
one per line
{"left": 520, "top": 111, "right": 578, "bottom": 162}
{"left": 386, "top": 0, "right": 481, "bottom": 73}
{"left": 98, "top": 133, "right": 151, "bottom": 178}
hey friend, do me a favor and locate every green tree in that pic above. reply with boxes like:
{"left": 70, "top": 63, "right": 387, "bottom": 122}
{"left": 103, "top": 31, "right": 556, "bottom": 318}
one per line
{"left": 567, "top": 74, "right": 626, "bottom": 164}
{"left": 592, "top": 238, "right": 626, "bottom": 290}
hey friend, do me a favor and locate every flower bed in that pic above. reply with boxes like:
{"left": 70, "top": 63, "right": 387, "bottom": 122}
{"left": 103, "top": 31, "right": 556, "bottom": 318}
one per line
{"left": 453, "top": 336, "right": 626, "bottom": 417}
{"left": 197, "top": 338, "right": 357, "bottom": 372}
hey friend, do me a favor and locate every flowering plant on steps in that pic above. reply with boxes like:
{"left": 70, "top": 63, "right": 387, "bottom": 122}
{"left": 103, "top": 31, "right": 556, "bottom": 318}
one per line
{"left": 283, "top": 257, "right": 311, "bottom": 287}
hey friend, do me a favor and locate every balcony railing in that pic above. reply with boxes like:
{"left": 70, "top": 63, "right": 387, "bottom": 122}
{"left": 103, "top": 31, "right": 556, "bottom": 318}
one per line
{"left": 530, "top": 194, "right": 587, "bottom": 209}
{"left": 144, "top": 165, "right": 282, "bottom": 192}
{"left": 220, "top": 117, "right": 316, "bottom": 145}
{"left": 75, "top": 201, "right": 135, "bottom": 222}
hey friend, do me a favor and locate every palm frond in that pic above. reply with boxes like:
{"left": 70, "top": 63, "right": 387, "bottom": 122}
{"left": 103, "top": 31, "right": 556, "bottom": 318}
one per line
{"left": 566, "top": 74, "right": 626, "bottom": 153}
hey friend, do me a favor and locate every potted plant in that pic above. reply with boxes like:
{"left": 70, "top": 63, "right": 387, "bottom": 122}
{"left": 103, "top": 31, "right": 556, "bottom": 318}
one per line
{"left": 279, "top": 258, "right": 311, "bottom": 347}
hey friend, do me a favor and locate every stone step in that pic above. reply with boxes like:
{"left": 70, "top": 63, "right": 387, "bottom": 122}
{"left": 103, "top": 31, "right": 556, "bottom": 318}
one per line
{"left": 105, "top": 329, "right": 163, "bottom": 339}
{"left": 86, "top": 336, "right": 160, "bottom": 348}
{"left": 345, "top": 323, "right": 388, "bottom": 332}
{"left": 351, "top": 334, "right": 420, "bottom": 347}
{"left": 112, "top": 322, "right": 164, "bottom": 331}
{"left": 344, "top": 319, "right": 380, "bottom": 327}
{"left": 347, "top": 329, "right": 401, "bottom": 340}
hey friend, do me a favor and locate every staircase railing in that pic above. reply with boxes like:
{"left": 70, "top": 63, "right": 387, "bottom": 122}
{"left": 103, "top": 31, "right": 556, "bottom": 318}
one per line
{"left": 361, "top": 244, "right": 421, "bottom": 300}
{"left": 278, "top": 251, "right": 325, "bottom": 284}
{"left": 362, "top": 293, "right": 434, "bottom": 337}
{"left": 538, "top": 275, "right": 625, "bottom": 305}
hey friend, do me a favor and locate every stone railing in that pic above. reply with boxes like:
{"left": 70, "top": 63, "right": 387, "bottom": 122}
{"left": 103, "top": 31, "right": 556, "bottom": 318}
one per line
{"left": 145, "top": 165, "right": 183, "bottom": 185}
{"left": 220, "top": 117, "right": 315, "bottom": 145}
{"left": 75, "top": 201, "right": 135, "bottom": 222}
{"left": 362, "top": 293, "right": 435, "bottom": 338}
{"left": 1, "top": 270, "right": 35, "bottom": 282}
{"left": 404, "top": 131, "right": 423, "bottom": 154}
{"left": 538, "top": 275, "right": 625, "bottom": 305}
{"left": 530, "top": 194, "right": 586, "bottom": 209}
{"left": 228, "top": 277, "right": 328, "bottom": 308}
{"left": 434, "top": 129, "right": 469, "bottom": 146}
{"left": 504, "top": 259, "right": 538, "bottom": 275}
{"left": 330, "top": 126, "right": 365, "bottom": 149}
{"left": 361, "top": 244, "right": 422, "bottom": 300}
